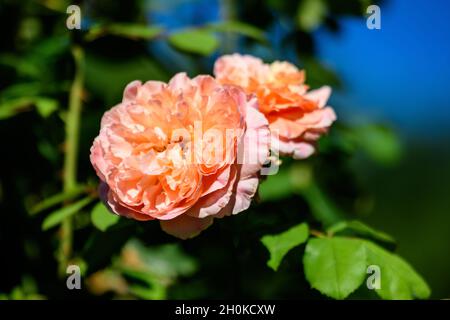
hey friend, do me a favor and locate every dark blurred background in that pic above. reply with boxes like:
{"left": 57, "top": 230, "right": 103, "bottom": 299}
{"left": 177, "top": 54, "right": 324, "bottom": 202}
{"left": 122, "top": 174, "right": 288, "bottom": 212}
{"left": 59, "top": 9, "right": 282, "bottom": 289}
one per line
{"left": 0, "top": 0, "right": 449, "bottom": 299}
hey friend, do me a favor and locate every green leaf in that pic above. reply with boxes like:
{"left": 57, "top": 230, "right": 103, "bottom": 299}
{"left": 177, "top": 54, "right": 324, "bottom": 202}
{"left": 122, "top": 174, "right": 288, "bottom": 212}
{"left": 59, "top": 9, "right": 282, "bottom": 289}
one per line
{"left": 206, "top": 21, "right": 267, "bottom": 42}
{"left": 261, "top": 223, "right": 309, "bottom": 271}
{"left": 0, "top": 97, "right": 35, "bottom": 119}
{"left": 168, "top": 29, "right": 218, "bottom": 55}
{"left": 357, "top": 125, "right": 402, "bottom": 165}
{"left": 297, "top": 0, "right": 327, "bottom": 31}
{"left": 258, "top": 167, "right": 293, "bottom": 201}
{"left": 335, "top": 125, "right": 402, "bottom": 165}
{"left": 303, "top": 237, "right": 431, "bottom": 300}
{"left": 364, "top": 241, "right": 431, "bottom": 299}
{"left": 129, "top": 284, "right": 166, "bottom": 300}
{"left": 0, "top": 82, "right": 43, "bottom": 99}
{"left": 91, "top": 202, "right": 120, "bottom": 232}
{"left": 38, "top": 0, "right": 70, "bottom": 12}
{"left": 301, "top": 182, "right": 343, "bottom": 227}
{"left": 259, "top": 164, "right": 313, "bottom": 202}
{"left": 42, "top": 196, "right": 93, "bottom": 230}
{"left": 35, "top": 98, "right": 58, "bottom": 118}
{"left": 29, "top": 186, "right": 86, "bottom": 215}
{"left": 0, "top": 97, "right": 58, "bottom": 120}
{"left": 0, "top": 54, "right": 40, "bottom": 78}
{"left": 108, "top": 24, "right": 163, "bottom": 39}
{"left": 10, "top": 287, "right": 24, "bottom": 300}
{"left": 123, "top": 240, "right": 198, "bottom": 279}
{"left": 303, "top": 237, "right": 367, "bottom": 299}
{"left": 328, "top": 220, "right": 396, "bottom": 247}
{"left": 86, "top": 24, "right": 163, "bottom": 41}
{"left": 1, "top": 35, "right": 69, "bottom": 81}
{"left": 121, "top": 268, "right": 167, "bottom": 300}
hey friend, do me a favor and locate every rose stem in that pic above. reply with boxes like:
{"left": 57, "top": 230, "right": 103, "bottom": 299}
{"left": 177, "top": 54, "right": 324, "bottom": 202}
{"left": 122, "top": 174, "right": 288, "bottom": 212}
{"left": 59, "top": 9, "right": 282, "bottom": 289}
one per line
{"left": 58, "top": 45, "right": 84, "bottom": 276}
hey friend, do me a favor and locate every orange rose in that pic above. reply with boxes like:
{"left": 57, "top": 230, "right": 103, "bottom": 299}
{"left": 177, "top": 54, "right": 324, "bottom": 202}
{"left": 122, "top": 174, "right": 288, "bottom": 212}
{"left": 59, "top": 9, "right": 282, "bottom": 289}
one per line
{"left": 214, "top": 54, "right": 336, "bottom": 159}
{"left": 90, "top": 73, "right": 270, "bottom": 239}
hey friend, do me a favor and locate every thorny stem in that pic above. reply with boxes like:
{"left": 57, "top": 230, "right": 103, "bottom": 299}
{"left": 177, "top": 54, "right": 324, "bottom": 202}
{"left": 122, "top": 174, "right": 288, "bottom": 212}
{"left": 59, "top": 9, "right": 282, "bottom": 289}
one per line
{"left": 58, "top": 45, "right": 84, "bottom": 276}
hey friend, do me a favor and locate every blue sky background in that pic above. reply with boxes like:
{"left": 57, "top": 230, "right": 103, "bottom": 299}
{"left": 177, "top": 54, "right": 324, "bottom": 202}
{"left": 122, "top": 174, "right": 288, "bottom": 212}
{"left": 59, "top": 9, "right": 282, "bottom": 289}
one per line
{"left": 315, "top": 0, "right": 450, "bottom": 138}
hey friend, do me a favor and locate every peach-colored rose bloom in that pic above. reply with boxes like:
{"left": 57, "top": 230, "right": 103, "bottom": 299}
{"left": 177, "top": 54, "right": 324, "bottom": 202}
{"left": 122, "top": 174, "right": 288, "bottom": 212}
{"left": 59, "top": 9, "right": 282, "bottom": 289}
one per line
{"left": 214, "top": 54, "right": 336, "bottom": 159}
{"left": 90, "top": 73, "right": 270, "bottom": 239}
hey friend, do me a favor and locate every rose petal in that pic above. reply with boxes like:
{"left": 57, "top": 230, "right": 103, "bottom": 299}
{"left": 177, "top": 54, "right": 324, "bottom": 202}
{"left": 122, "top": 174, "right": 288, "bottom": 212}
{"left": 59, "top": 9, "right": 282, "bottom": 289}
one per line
{"left": 304, "top": 86, "right": 331, "bottom": 108}
{"left": 160, "top": 215, "right": 213, "bottom": 240}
